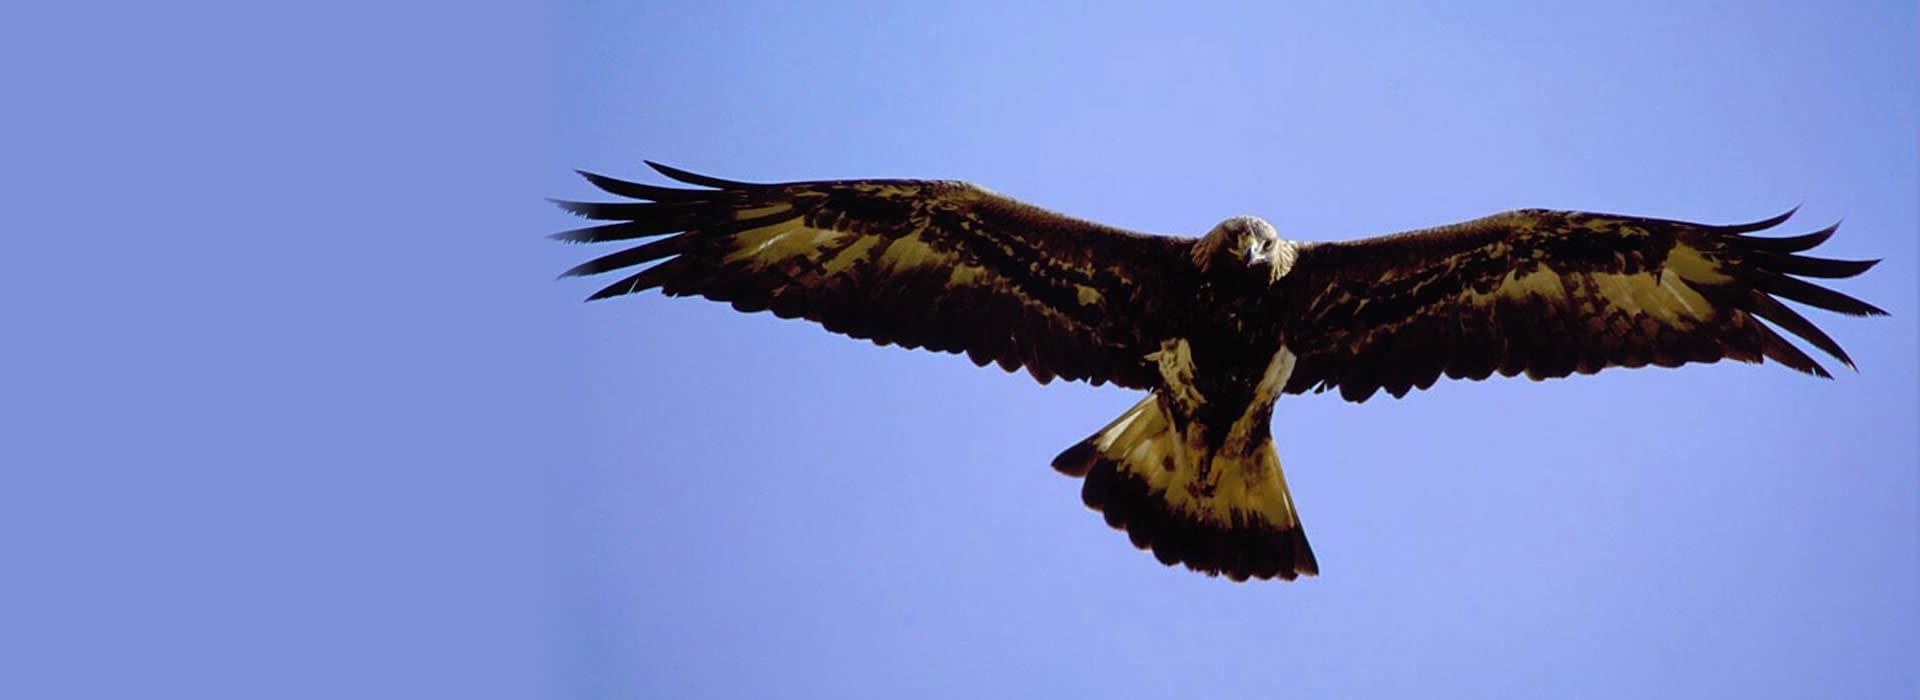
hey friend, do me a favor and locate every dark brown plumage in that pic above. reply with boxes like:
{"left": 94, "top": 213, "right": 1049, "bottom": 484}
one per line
{"left": 554, "top": 162, "right": 1885, "bottom": 582}
{"left": 554, "top": 164, "right": 1187, "bottom": 388}
{"left": 1275, "top": 208, "right": 1886, "bottom": 402}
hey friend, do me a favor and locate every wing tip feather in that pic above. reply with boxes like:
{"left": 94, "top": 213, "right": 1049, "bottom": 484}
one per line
{"left": 1700, "top": 205, "right": 1799, "bottom": 235}
{"left": 645, "top": 160, "right": 764, "bottom": 189}
{"left": 549, "top": 198, "right": 595, "bottom": 217}
{"left": 1734, "top": 220, "right": 1840, "bottom": 253}
{"left": 575, "top": 169, "right": 634, "bottom": 196}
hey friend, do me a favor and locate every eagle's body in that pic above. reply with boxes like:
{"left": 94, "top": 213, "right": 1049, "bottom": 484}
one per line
{"left": 554, "top": 163, "right": 1885, "bottom": 581}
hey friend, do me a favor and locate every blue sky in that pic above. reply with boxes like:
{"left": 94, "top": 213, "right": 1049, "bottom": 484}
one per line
{"left": 6, "top": 1, "right": 1914, "bottom": 698}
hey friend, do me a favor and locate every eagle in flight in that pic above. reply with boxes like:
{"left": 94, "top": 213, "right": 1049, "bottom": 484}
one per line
{"left": 553, "top": 162, "right": 1885, "bottom": 582}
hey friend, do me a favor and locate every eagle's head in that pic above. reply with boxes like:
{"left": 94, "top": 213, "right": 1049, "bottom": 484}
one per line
{"left": 1195, "top": 216, "right": 1294, "bottom": 280}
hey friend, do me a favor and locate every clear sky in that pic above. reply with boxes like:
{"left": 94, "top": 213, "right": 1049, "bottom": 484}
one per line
{"left": 5, "top": 1, "right": 1913, "bottom": 699}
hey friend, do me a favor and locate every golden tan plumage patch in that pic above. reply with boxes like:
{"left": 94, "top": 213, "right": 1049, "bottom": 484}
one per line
{"left": 1054, "top": 393, "right": 1317, "bottom": 581}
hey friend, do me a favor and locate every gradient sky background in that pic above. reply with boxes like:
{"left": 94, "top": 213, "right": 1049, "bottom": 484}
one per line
{"left": 7, "top": 1, "right": 1914, "bottom": 699}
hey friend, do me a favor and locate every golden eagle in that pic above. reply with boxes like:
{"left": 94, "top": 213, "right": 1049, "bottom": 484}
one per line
{"left": 553, "top": 162, "right": 1885, "bottom": 582}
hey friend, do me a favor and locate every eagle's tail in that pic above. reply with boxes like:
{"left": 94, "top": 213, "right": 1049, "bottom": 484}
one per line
{"left": 1051, "top": 394, "right": 1319, "bottom": 581}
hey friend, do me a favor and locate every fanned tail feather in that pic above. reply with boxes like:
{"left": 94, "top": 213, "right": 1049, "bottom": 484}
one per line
{"left": 1051, "top": 395, "right": 1318, "bottom": 582}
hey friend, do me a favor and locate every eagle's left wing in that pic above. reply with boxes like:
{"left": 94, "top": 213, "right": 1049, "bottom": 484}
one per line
{"left": 552, "top": 163, "right": 1191, "bottom": 389}
{"left": 1276, "top": 208, "right": 1885, "bottom": 402}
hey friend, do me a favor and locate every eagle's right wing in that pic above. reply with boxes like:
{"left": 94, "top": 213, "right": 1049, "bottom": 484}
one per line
{"left": 1275, "top": 208, "right": 1885, "bottom": 402}
{"left": 553, "top": 163, "right": 1193, "bottom": 388}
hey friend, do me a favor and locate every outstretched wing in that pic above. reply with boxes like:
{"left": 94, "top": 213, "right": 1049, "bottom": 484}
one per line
{"left": 552, "top": 163, "right": 1190, "bottom": 388}
{"left": 1277, "top": 208, "right": 1885, "bottom": 402}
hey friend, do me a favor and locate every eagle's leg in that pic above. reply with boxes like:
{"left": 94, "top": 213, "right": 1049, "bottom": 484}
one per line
{"left": 1050, "top": 340, "right": 1318, "bottom": 581}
